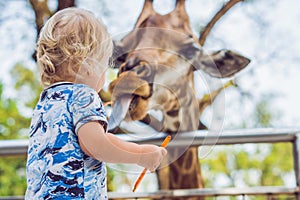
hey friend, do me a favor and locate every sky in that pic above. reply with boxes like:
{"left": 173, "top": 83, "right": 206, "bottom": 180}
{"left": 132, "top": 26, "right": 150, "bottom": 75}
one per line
{"left": 0, "top": 0, "right": 300, "bottom": 192}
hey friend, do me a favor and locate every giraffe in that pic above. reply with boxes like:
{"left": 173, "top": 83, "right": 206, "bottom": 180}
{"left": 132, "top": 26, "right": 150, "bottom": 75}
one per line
{"left": 107, "top": 0, "right": 250, "bottom": 198}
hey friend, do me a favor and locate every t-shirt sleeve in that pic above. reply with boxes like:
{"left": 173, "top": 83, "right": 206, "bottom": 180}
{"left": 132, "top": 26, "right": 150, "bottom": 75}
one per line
{"left": 69, "top": 86, "right": 108, "bottom": 134}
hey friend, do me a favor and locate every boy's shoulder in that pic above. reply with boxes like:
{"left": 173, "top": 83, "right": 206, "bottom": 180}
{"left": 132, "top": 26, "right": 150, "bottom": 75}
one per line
{"left": 41, "top": 82, "right": 99, "bottom": 104}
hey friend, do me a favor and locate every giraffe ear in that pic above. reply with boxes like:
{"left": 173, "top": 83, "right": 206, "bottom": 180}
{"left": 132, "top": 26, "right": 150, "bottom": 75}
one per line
{"left": 193, "top": 49, "right": 250, "bottom": 78}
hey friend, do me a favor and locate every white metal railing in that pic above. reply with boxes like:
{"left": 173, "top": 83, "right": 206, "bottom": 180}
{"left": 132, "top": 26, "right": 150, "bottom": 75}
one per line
{"left": 1, "top": 128, "right": 300, "bottom": 199}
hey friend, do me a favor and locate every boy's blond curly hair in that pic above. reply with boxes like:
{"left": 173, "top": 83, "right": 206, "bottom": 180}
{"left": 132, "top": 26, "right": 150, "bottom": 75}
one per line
{"left": 36, "top": 7, "right": 113, "bottom": 86}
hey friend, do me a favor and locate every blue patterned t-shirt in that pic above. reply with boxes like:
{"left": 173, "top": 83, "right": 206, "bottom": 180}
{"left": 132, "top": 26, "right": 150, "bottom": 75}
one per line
{"left": 25, "top": 82, "right": 108, "bottom": 200}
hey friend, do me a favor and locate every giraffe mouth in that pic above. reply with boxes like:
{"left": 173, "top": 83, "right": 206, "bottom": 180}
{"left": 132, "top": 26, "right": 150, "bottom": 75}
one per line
{"left": 107, "top": 71, "right": 152, "bottom": 131}
{"left": 128, "top": 95, "right": 141, "bottom": 112}
{"left": 108, "top": 95, "right": 133, "bottom": 131}
{"left": 107, "top": 94, "right": 149, "bottom": 131}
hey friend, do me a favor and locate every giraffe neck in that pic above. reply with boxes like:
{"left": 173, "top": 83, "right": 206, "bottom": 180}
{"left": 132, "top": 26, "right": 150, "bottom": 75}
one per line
{"left": 155, "top": 76, "right": 204, "bottom": 200}
{"left": 157, "top": 148, "right": 204, "bottom": 200}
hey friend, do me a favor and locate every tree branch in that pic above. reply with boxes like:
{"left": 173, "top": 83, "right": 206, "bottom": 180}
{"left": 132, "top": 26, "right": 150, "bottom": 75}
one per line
{"left": 198, "top": 0, "right": 244, "bottom": 46}
{"left": 57, "top": 0, "right": 75, "bottom": 11}
{"left": 29, "top": 0, "right": 52, "bottom": 35}
{"left": 198, "top": 79, "right": 236, "bottom": 116}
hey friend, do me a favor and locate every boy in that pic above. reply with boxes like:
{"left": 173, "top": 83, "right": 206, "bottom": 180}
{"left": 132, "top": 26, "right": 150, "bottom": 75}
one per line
{"left": 25, "top": 8, "right": 167, "bottom": 199}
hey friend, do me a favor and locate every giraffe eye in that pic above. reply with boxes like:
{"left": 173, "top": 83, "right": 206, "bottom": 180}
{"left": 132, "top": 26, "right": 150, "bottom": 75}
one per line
{"left": 134, "top": 62, "right": 152, "bottom": 78}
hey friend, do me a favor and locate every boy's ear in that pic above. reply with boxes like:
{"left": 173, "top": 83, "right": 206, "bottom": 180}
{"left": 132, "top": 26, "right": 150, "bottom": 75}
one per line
{"left": 193, "top": 49, "right": 250, "bottom": 78}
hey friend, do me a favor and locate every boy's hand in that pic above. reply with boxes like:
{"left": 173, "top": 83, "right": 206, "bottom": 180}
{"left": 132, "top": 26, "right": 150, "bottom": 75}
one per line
{"left": 137, "top": 144, "right": 167, "bottom": 172}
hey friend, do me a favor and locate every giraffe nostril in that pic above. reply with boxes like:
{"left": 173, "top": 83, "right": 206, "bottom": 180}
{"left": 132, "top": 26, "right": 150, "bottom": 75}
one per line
{"left": 136, "top": 62, "right": 151, "bottom": 77}
{"left": 124, "top": 57, "right": 139, "bottom": 71}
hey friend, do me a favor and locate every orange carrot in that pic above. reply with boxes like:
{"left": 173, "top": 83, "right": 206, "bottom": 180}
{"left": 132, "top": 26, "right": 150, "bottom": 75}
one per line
{"left": 132, "top": 135, "right": 171, "bottom": 192}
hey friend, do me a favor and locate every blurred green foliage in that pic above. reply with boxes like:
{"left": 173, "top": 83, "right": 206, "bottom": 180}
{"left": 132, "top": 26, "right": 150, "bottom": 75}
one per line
{"left": 0, "top": 76, "right": 28, "bottom": 194}
{"left": 202, "top": 143, "right": 293, "bottom": 188}
{"left": 201, "top": 99, "right": 294, "bottom": 199}
{"left": 0, "top": 63, "right": 42, "bottom": 196}
{"left": 10, "top": 63, "right": 43, "bottom": 110}
{"left": 0, "top": 156, "right": 27, "bottom": 196}
{"left": 0, "top": 82, "right": 29, "bottom": 140}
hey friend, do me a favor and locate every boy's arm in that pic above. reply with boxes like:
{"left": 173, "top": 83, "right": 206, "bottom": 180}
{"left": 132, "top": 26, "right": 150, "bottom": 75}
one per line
{"left": 77, "top": 121, "right": 167, "bottom": 171}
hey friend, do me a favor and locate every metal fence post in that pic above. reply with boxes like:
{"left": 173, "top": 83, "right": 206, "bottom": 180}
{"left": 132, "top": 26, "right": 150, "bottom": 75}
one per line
{"left": 293, "top": 134, "right": 300, "bottom": 200}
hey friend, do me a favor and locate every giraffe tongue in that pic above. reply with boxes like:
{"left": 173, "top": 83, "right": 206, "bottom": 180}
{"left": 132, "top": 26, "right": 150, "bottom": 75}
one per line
{"left": 108, "top": 95, "right": 133, "bottom": 131}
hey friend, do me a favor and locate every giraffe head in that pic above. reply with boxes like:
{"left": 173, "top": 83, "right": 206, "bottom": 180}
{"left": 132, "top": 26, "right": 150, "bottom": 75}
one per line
{"left": 108, "top": 0, "right": 250, "bottom": 133}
